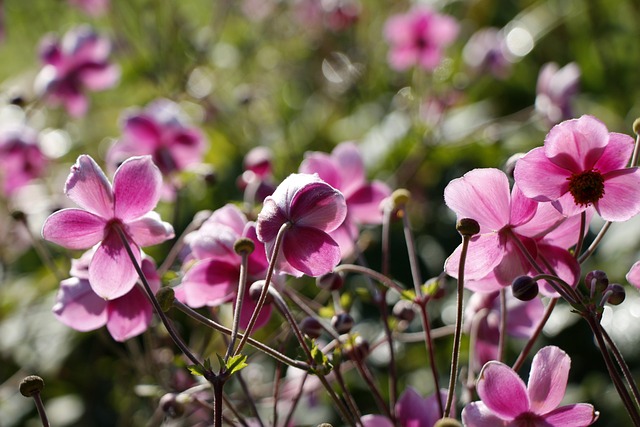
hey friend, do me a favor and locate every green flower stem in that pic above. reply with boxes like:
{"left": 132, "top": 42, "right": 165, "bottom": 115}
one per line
{"left": 233, "top": 222, "right": 290, "bottom": 358}
{"left": 224, "top": 250, "right": 249, "bottom": 363}
{"left": 512, "top": 298, "right": 557, "bottom": 372}
{"left": 444, "top": 233, "right": 471, "bottom": 418}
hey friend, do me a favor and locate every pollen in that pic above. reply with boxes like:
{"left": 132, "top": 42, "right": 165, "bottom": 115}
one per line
{"left": 567, "top": 169, "right": 605, "bottom": 206}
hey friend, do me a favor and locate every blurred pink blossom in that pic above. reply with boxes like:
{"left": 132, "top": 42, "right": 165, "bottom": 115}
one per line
{"left": 361, "top": 388, "right": 449, "bottom": 427}
{"left": 0, "top": 123, "right": 47, "bottom": 197}
{"left": 68, "top": 0, "right": 110, "bottom": 17}
{"left": 463, "top": 27, "right": 512, "bottom": 79}
{"left": 535, "top": 62, "right": 580, "bottom": 125}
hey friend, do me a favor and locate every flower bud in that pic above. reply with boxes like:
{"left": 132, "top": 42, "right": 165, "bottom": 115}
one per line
{"left": 19, "top": 375, "right": 44, "bottom": 397}
{"left": 156, "top": 287, "right": 175, "bottom": 312}
{"left": 634, "top": 118, "right": 640, "bottom": 136}
{"left": 331, "top": 312, "right": 354, "bottom": 334}
{"left": 434, "top": 418, "right": 463, "bottom": 427}
{"left": 606, "top": 284, "right": 625, "bottom": 306}
{"left": 249, "top": 280, "right": 273, "bottom": 304}
{"left": 392, "top": 300, "right": 416, "bottom": 322}
{"left": 456, "top": 218, "right": 480, "bottom": 237}
{"left": 512, "top": 276, "right": 539, "bottom": 301}
{"left": 300, "top": 317, "right": 323, "bottom": 339}
{"left": 344, "top": 335, "right": 369, "bottom": 361}
{"left": 585, "top": 270, "right": 609, "bottom": 294}
{"left": 504, "top": 153, "right": 525, "bottom": 179}
{"left": 159, "top": 393, "right": 185, "bottom": 418}
{"left": 234, "top": 237, "right": 255, "bottom": 255}
{"left": 316, "top": 272, "right": 344, "bottom": 291}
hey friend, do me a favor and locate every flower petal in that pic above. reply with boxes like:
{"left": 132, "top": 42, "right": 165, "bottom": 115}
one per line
{"left": 239, "top": 288, "right": 272, "bottom": 330}
{"left": 89, "top": 230, "right": 140, "bottom": 300}
{"left": 42, "top": 208, "right": 106, "bottom": 250}
{"left": 64, "top": 155, "right": 114, "bottom": 218}
{"left": 53, "top": 277, "right": 107, "bottom": 331}
{"left": 476, "top": 361, "right": 530, "bottom": 419}
{"left": 180, "top": 259, "right": 237, "bottom": 308}
{"left": 593, "top": 132, "right": 635, "bottom": 174}
{"left": 361, "top": 415, "right": 394, "bottom": 427}
{"left": 461, "top": 401, "right": 508, "bottom": 427}
{"left": 626, "top": 260, "right": 640, "bottom": 289}
{"left": 256, "top": 197, "right": 288, "bottom": 244}
{"left": 126, "top": 211, "right": 175, "bottom": 247}
{"left": 396, "top": 387, "right": 448, "bottom": 427}
{"left": 527, "top": 346, "right": 570, "bottom": 414}
{"left": 290, "top": 181, "right": 347, "bottom": 233}
{"left": 445, "top": 233, "right": 505, "bottom": 281}
{"left": 299, "top": 152, "right": 342, "bottom": 190}
{"left": 543, "top": 404, "right": 599, "bottom": 426}
{"left": 346, "top": 181, "right": 391, "bottom": 224}
{"left": 79, "top": 63, "right": 120, "bottom": 90}
{"left": 514, "top": 147, "right": 570, "bottom": 203}
{"left": 282, "top": 226, "right": 341, "bottom": 277}
{"left": 544, "top": 115, "right": 609, "bottom": 172}
{"left": 106, "top": 284, "right": 152, "bottom": 341}
{"left": 332, "top": 142, "right": 366, "bottom": 197}
{"left": 596, "top": 168, "right": 640, "bottom": 222}
{"left": 113, "top": 155, "right": 162, "bottom": 221}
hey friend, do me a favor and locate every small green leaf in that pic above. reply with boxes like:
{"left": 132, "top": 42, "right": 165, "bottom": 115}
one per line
{"left": 187, "top": 365, "right": 206, "bottom": 377}
{"left": 226, "top": 354, "right": 248, "bottom": 375}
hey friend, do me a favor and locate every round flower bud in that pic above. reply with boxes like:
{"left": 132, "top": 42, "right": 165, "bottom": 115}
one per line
{"left": 344, "top": 336, "right": 370, "bottom": 361}
{"left": 234, "top": 237, "right": 255, "bottom": 256}
{"left": 456, "top": 218, "right": 480, "bottom": 237}
{"left": 300, "top": 317, "right": 323, "bottom": 339}
{"left": 156, "top": 287, "right": 175, "bottom": 312}
{"left": 331, "top": 312, "right": 354, "bottom": 334}
{"left": 316, "top": 272, "right": 344, "bottom": 291}
{"left": 512, "top": 276, "right": 539, "bottom": 301}
{"left": 585, "top": 270, "right": 609, "bottom": 294}
{"left": 249, "top": 280, "right": 273, "bottom": 304}
{"left": 606, "top": 284, "right": 626, "bottom": 306}
{"left": 392, "top": 300, "right": 416, "bottom": 322}
{"left": 434, "top": 418, "right": 463, "bottom": 427}
{"left": 19, "top": 375, "right": 44, "bottom": 397}
{"left": 159, "top": 393, "right": 185, "bottom": 418}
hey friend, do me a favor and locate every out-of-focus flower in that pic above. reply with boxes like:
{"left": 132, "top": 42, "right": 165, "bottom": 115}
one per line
{"left": 515, "top": 115, "right": 640, "bottom": 222}
{"left": 68, "top": 0, "right": 110, "bottom": 16}
{"left": 256, "top": 173, "right": 347, "bottom": 277}
{"left": 34, "top": 25, "right": 120, "bottom": 117}
{"left": 535, "top": 62, "right": 580, "bottom": 125}
{"left": 299, "top": 142, "right": 391, "bottom": 258}
{"left": 107, "top": 99, "right": 208, "bottom": 178}
{"left": 462, "top": 346, "right": 599, "bottom": 426}
{"left": 463, "top": 27, "right": 512, "bottom": 79}
{"left": 292, "top": 0, "right": 360, "bottom": 33}
{"left": 361, "top": 388, "right": 449, "bottom": 427}
{"left": 238, "top": 146, "right": 276, "bottom": 204}
{"left": 53, "top": 249, "right": 160, "bottom": 342}
{"left": 175, "top": 204, "right": 272, "bottom": 329}
{"left": 0, "top": 124, "right": 47, "bottom": 197}
{"left": 42, "top": 155, "right": 174, "bottom": 300}
{"left": 383, "top": 7, "right": 458, "bottom": 71}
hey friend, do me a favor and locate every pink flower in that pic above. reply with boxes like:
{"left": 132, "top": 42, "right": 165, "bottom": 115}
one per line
{"left": 175, "top": 204, "right": 272, "bottom": 329}
{"left": 384, "top": 7, "right": 458, "bottom": 71}
{"left": 514, "top": 115, "right": 640, "bottom": 222}
{"left": 68, "top": 0, "right": 110, "bottom": 16}
{"left": 34, "top": 25, "right": 120, "bottom": 117}
{"left": 463, "top": 27, "right": 512, "bottom": 79}
{"left": 0, "top": 124, "right": 47, "bottom": 196}
{"left": 53, "top": 249, "right": 160, "bottom": 342}
{"left": 361, "top": 388, "right": 449, "bottom": 427}
{"left": 42, "top": 155, "right": 174, "bottom": 300}
{"left": 462, "top": 346, "right": 599, "bottom": 426}
{"left": 535, "top": 62, "right": 580, "bottom": 125}
{"left": 626, "top": 260, "right": 640, "bottom": 289}
{"left": 256, "top": 173, "right": 347, "bottom": 277}
{"left": 299, "top": 142, "right": 391, "bottom": 258}
{"left": 107, "top": 99, "right": 208, "bottom": 177}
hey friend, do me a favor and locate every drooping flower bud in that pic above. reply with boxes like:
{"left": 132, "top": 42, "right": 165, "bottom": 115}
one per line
{"left": 512, "top": 275, "right": 539, "bottom": 301}
{"left": 392, "top": 299, "right": 416, "bottom": 322}
{"left": 344, "top": 335, "right": 369, "bottom": 361}
{"left": 585, "top": 270, "right": 609, "bottom": 294}
{"left": 332, "top": 312, "right": 354, "bottom": 334}
{"left": 316, "top": 272, "right": 344, "bottom": 291}
{"left": 249, "top": 280, "right": 273, "bottom": 304}
{"left": 299, "top": 317, "right": 323, "bottom": 339}
{"left": 456, "top": 218, "right": 480, "bottom": 237}
{"left": 606, "top": 284, "right": 625, "bottom": 306}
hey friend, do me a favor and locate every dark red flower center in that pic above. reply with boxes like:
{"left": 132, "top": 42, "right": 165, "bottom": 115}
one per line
{"left": 567, "top": 169, "right": 605, "bottom": 206}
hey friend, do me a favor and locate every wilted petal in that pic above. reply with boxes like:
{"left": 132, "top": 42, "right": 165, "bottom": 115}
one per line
{"left": 106, "top": 284, "right": 152, "bottom": 341}
{"left": 596, "top": 168, "right": 640, "bottom": 222}
{"left": 53, "top": 277, "right": 107, "bottom": 331}
{"left": 476, "top": 361, "right": 530, "bottom": 419}
{"left": 42, "top": 208, "right": 106, "bottom": 250}
{"left": 282, "top": 226, "right": 341, "bottom": 277}
{"left": 528, "top": 346, "right": 570, "bottom": 415}
{"left": 113, "top": 155, "right": 162, "bottom": 221}
{"left": 461, "top": 401, "right": 508, "bottom": 427}
{"left": 126, "top": 211, "right": 174, "bottom": 247}
{"left": 543, "top": 404, "right": 598, "bottom": 426}
{"left": 64, "top": 155, "right": 113, "bottom": 218}
{"left": 89, "top": 230, "right": 140, "bottom": 299}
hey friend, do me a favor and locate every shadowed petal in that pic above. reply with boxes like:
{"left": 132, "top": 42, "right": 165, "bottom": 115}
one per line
{"left": 462, "top": 401, "right": 507, "bottom": 427}
{"left": 536, "top": 244, "right": 580, "bottom": 297}
{"left": 126, "top": 211, "right": 175, "bottom": 247}
{"left": 256, "top": 198, "right": 288, "bottom": 244}
{"left": 64, "top": 155, "right": 113, "bottom": 218}
{"left": 514, "top": 147, "right": 570, "bottom": 202}
{"left": 113, "top": 155, "right": 162, "bottom": 221}
{"left": 180, "top": 259, "right": 238, "bottom": 308}
{"left": 543, "top": 404, "right": 598, "bottom": 426}
{"left": 290, "top": 181, "right": 347, "bottom": 232}
{"left": 89, "top": 230, "right": 140, "bottom": 300}
{"left": 282, "top": 226, "right": 341, "bottom": 277}
{"left": 593, "top": 132, "right": 634, "bottom": 174}
{"left": 53, "top": 277, "right": 107, "bottom": 331}
{"left": 106, "top": 284, "right": 152, "bottom": 341}
{"left": 239, "top": 289, "right": 272, "bottom": 330}
{"left": 42, "top": 208, "right": 106, "bottom": 250}
{"left": 528, "top": 346, "right": 570, "bottom": 415}
{"left": 544, "top": 115, "right": 608, "bottom": 172}
{"left": 477, "top": 361, "right": 530, "bottom": 419}
{"left": 396, "top": 387, "right": 449, "bottom": 427}
{"left": 596, "top": 168, "right": 640, "bottom": 222}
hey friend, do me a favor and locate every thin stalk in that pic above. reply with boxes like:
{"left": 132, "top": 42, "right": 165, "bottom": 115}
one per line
{"left": 378, "top": 288, "right": 397, "bottom": 420}
{"left": 224, "top": 250, "right": 250, "bottom": 362}
{"left": 32, "top": 393, "right": 50, "bottom": 427}
{"left": 393, "top": 325, "right": 456, "bottom": 342}
{"left": 333, "top": 366, "right": 364, "bottom": 426}
{"left": 578, "top": 221, "right": 612, "bottom": 264}
{"left": 221, "top": 394, "right": 251, "bottom": 427}
{"left": 212, "top": 377, "right": 224, "bottom": 427}
{"left": 631, "top": 128, "right": 640, "bottom": 167}
{"left": 417, "top": 300, "right": 444, "bottom": 417}
{"left": 351, "top": 352, "right": 394, "bottom": 420}
{"left": 282, "top": 371, "right": 310, "bottom": 427}
{"left": 600, "top": 324, "right": 640, "bottom": 411}
{"left": 497, "top": 288, "right": 507, "bottom": 363}
{"left": 573, "top": 211, "right": 587, "bottom": 260}
{"left": 512, "top": 298, "right": 557, "bottom": 372}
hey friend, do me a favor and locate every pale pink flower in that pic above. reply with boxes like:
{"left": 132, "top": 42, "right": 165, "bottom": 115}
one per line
{"left": 514, "top": 115, "right": 640, "bottom": 222}
{"left": 299, "top": 142, "right": 391, "bottom": 258}
{"left": 0, "top": 124, "right": 47, "bottom": 196}
{"left": 535, "top": 62, "right": 580, "bottom": 125}
{"left": 384, "top": 7, "right": 458, "bottom": 71}
{"left": 107, "top": 98, "right": 208, "bottom": 177}
{"left": 42, "top": 155, "right": 174, "bottom": 300}
{"left": 625, "top": 261, "right": 640, "bottom": 290}
{"left": 361, "top": 388, "right": 449, "bottom": 427}
{"left": 68, "top": 0, "right": 110, "bottom": 16}
{"left": 34, "top": 25, "right": 120, "bottom": 117}
{"left": 256, "top": 173, "right": 347, "bottom": 277}
{"left": 462, "top": 346, "right": 599, "bottom": 426}
{"left": 53, "top": 249, "right": 160, "bottom": 342}
{"left": 463, "top": 27, "right": 512, "bottom": 79}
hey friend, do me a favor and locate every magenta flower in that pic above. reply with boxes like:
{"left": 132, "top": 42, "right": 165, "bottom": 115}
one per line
{"left": 175, "top": 204, "right": 272, "bottom": 329}
{"left": 514, "top": 115, "right": 640, "bottom": 222}
{"left": 462, "top": 346, "right": 599, "bottom": 426}
{"left": 68, "top": 0, "right": 110, "bottom": 16}
{"left": 299, "top": 142, "right": 391, "bottom": 258}
{"left": 361, "top": 388, "right": 449, "bottom": 427}
{"left": 53, "top": 249, "right": 160, "bottom": 342}
{"left": 535, "top": 62, "right": 580, "bottom": 125}
{"left": 383, "top": 7, "right": 458, "bottom": 71}
{"left": 34, "top": 25, "right": 120, "bottom": 117}
{"left": 256, "top": 173, "right": 347, "bottom": 277}
{"left": 0, "top": 123, "right": 47, "bottom": 197}
{"left": 107, "top": 98, "right": 208, "bottom": 178}
{"left": 42, "top": 155, "right": 174, "bottom": 300}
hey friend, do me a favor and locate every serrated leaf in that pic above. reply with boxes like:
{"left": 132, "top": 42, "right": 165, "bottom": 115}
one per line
{"left": 187, "top": 365, "right": 206, "bottom": 377}
{"left": 226, "top": 354, "right": 248, "bottom": 375}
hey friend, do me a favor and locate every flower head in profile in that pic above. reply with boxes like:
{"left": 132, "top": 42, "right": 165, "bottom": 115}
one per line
{"left": 53, "top": 249, "right": 160, "bottom": 342}
{"left": 383, "top": 7, "right": 458, "bottom": 71}
{"left": 514, "top": 115, "right": 640, "bottom": 222}
{"left": 361, "top": 388, "right": 449, "bottom": 427}
{"left": 256, "top": 173, "right": 347, "bottom": 277}
{"left": 462, "top": 346, "right": 599, "bottom": 426}
{"left": 0, "top": 123, "right": 47, "bottom": 197}
{"left": 34, "top": 25, "right": 120, "bottom": 117}
{"left": 107, "top": 98, "right": 208, "bottom": 178}
{"left": 299, "top": 142, "right": 391, "bottom": 258}
{"left": 535, "top": 62, "right": 580, "bottom": 125}
{"left": 42, "top": 155, "right": 174, "bottom": 300}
